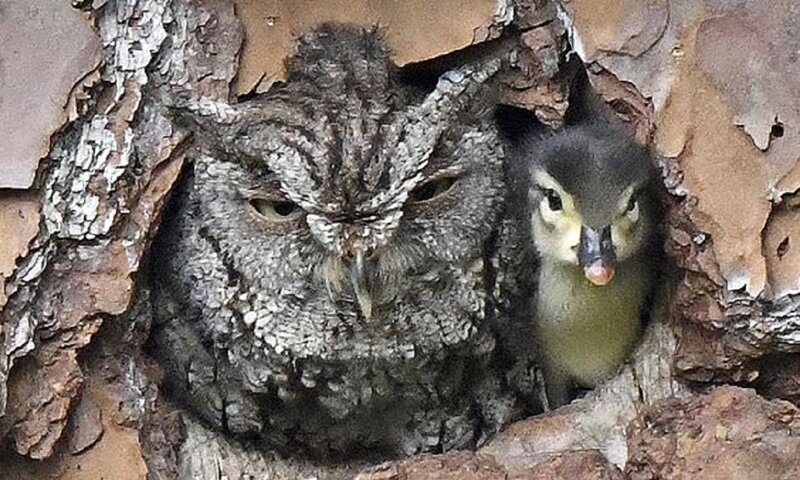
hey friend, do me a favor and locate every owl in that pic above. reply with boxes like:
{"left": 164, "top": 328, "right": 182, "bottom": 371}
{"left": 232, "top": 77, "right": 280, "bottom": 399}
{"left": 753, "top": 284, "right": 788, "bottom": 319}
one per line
{"left": 149, "top": 25, "right": 530, "bottom": 458}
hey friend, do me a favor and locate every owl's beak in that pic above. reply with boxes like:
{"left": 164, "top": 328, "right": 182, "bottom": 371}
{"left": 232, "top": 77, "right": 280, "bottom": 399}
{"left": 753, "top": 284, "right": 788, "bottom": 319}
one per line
{"left": 348, "top": 250, "right": 374, "bottom": 320}
{"left": 578, "top": 225, "right": 616, "bottom": 286}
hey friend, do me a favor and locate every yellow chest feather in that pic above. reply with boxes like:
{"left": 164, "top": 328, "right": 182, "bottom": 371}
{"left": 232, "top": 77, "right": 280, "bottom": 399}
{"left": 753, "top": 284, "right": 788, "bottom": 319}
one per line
{"left": 535, "top": 261, "right": 652, "bottom": 386}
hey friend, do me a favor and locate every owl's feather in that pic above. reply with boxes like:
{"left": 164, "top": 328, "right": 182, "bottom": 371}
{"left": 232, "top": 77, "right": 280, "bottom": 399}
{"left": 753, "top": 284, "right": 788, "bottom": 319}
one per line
{"left": 150, "top": 24, "right": 531, "bottom": 458}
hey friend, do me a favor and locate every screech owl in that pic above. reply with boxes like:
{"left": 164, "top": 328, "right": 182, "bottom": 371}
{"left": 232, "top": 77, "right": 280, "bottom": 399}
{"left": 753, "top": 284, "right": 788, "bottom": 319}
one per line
{"left": 149, "top": 24, "right": 531, "bottom": 458}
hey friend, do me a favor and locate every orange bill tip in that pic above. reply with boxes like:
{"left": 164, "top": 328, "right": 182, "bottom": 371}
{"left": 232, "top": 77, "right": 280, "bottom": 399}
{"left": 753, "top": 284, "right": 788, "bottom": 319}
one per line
{"left": 584, "top": 260, "right": 615, "bottom": 286}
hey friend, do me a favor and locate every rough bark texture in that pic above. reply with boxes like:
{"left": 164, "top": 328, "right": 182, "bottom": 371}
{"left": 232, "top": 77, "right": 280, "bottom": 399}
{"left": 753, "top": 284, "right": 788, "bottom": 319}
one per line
{"left": 1, "top": 0, "right": 238, "bottom": 466}
{"left": 625, "top": 386, "right": 800, "bottom": 479}
{"left": 1, "top": 0, "right": 800, "bottom": 478}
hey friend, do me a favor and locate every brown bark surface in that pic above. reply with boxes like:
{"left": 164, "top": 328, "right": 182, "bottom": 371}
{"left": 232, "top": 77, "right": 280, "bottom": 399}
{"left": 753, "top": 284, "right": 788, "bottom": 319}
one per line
{"left": 1, "top": 0, "right": 799, "bottom": 478}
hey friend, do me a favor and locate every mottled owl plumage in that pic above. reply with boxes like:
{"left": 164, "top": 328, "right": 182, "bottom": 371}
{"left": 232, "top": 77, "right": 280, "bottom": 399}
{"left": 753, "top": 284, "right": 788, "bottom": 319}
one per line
{"left": 149, "top": 25, "right": 530, "bottom": 457}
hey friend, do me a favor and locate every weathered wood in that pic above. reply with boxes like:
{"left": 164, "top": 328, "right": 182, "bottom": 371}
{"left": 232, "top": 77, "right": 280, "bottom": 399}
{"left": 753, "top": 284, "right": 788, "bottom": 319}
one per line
{"left": 0, "top": 0, "right": 240, "bottom": 463}
{"left": 1, "top": 0, "right": 799, "bottom": 478}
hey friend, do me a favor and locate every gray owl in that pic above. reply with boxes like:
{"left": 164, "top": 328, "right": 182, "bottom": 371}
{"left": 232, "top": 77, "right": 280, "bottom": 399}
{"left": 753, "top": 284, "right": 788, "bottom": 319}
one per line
{"left": 149, "top": 25, "right": 530, "bottom": 458}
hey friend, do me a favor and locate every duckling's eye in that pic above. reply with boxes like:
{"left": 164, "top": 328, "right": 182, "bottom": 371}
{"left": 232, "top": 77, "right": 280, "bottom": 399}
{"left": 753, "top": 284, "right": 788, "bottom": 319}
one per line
{"left": 625, "top": 195, "right": 640, "bottom": 221}
{"left": 410, "top": 176, "right": 458, "bottom": 203}
{"left": 543, "top": 189, "right": 563, "bottom": 212}
{"left": 249, "top": 198, "right": 303, "bottom": 222}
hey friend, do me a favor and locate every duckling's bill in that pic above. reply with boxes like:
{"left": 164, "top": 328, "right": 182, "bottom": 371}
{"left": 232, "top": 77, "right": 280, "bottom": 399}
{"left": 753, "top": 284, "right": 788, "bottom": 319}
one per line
{"left": 578, "top": 225, "right": 616, "bottom": 286}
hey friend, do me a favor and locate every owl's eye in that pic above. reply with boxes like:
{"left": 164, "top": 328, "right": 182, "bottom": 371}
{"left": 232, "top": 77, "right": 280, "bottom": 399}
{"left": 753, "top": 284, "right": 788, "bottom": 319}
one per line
{"left": 543, "top": 189, "right": 562, "bottom": 212}
{"left": 409, "top": 176, "right": 458, "bottom": 203}
{"left": 249, "top": 197, "right": 303, "bottom": 222}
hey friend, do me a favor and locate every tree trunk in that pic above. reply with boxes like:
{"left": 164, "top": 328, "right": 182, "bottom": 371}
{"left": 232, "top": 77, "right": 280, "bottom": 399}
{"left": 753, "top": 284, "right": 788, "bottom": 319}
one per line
{"left": 1, "top": 0, "right": 799, "bottom": 478}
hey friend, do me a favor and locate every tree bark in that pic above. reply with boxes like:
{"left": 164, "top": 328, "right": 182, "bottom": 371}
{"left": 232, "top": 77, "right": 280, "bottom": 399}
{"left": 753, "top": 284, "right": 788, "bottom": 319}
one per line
{"left": 1, "top": 0, "right": 799, "bottom": 478}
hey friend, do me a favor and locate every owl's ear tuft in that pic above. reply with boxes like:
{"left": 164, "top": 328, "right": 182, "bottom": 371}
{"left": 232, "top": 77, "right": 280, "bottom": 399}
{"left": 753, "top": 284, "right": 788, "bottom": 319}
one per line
{"left": 425, "top": 59, "right": 502, "bottom": 125}
{"left": 167, "top": 96, "right": 244, "bottom": 130}
{"left": 165, "top": 96, "right": 250, "bottom": 157}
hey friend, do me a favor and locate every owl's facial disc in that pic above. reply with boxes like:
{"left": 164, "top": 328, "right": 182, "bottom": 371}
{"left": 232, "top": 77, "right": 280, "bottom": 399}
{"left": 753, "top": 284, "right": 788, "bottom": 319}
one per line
{"left": 328, "top": 169, "right": 463, "bottom": 320}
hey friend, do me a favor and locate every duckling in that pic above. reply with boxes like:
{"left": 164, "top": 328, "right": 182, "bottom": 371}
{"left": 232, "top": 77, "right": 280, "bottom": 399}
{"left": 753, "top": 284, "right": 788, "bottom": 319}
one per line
{"left": 515, "top": 123, "right": 662, "bottom": 408}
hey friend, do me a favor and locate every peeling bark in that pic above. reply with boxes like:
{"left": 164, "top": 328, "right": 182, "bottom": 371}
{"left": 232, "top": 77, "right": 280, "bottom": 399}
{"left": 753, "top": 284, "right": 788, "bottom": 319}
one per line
{"left": 1, "top": 0, "right": 800, "bottom": 478}
{"left": 0, "top": 0, "right": 103, "bottom": 189}
{"left": 232, "top": 0, "right": 502, "bottom": 95}
{"left": 625, "top": 387, "right": 800, "bottom": 479}
{"left": 0, "top": 0, "right": 235, "bottom": 462}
